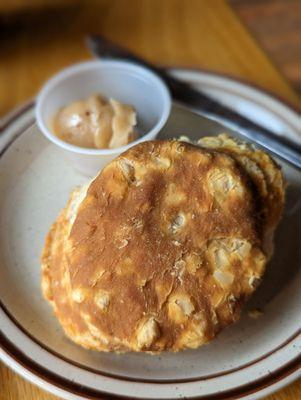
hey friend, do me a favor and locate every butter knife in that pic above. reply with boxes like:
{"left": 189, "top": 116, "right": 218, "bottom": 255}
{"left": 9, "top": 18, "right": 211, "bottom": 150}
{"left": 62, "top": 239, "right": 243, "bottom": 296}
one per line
{"left": 87, "top": 35, "right": 301, "bottom": 169}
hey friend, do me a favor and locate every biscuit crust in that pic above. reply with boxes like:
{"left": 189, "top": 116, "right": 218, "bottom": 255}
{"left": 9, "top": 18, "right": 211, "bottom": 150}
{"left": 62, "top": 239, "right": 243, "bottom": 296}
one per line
{"left": 197, "top": 134, "right": 285, "bottom": 257}
{"left": 41, "top": 139, "right": 282, "bottom": 353}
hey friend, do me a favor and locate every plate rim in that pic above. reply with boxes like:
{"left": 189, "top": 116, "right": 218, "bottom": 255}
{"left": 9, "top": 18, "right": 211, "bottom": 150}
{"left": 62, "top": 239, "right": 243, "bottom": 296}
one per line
{"left": 169, "top": 66, "right": 301, "bottom": 115}
{"left": 1, "top": 330, "right": 300, "bottom": 400}
{"left": 1, "top": 296, "right": 301, "bottom": 385}
{"left": 0, "top": 69, "right": 300, "bottom": 400}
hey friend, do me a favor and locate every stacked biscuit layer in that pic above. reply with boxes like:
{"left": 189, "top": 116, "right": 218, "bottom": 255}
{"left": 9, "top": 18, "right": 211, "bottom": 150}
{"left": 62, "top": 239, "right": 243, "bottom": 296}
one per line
{"left": 42, "top": 135, "right": 285, "bottom": 353}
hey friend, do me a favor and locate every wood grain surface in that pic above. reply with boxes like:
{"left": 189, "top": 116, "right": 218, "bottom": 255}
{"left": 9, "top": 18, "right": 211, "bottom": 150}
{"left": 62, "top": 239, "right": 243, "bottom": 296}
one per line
{"left": 0, "top": 1, "right": 300, "bottom": 399}
{"left": 232, "top": 0, "right": 301, "bottom": 95}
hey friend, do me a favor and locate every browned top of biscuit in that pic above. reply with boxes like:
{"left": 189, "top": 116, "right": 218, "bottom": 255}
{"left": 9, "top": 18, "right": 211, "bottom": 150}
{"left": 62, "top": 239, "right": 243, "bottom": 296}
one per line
{"left": 42, "top": 140, "right": 266, "bottom": 352}
{"left": 197, "top": 134, "right": 285, "bottom": 256}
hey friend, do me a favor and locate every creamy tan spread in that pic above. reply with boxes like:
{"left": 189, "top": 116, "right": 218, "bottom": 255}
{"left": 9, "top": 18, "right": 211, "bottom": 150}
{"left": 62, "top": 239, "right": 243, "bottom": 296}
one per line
{"left": 50, "top": 94, "right": 137, "bottom": 149}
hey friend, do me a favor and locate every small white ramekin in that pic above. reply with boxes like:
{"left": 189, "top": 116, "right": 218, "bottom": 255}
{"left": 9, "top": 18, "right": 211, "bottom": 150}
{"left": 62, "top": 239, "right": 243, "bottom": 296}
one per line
{"left": 36, "top": 60, "right": 171, "bottom": 176}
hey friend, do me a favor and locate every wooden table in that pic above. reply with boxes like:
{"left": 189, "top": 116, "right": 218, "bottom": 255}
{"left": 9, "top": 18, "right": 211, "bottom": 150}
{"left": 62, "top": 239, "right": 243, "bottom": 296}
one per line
{"left": 0, "top": 1, "right": 300, "bottom": 399}
{"left": 232, "top": 0, "right": 301, "bottom": 96}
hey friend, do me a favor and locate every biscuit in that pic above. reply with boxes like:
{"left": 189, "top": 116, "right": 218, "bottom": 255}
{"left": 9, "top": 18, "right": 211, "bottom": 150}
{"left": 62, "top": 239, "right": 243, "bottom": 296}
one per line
{"left": 41, "top": 139, "right": 282, "bottom": 352}
{"left": 197, "top": 134, "right": 285, "bottom": 257}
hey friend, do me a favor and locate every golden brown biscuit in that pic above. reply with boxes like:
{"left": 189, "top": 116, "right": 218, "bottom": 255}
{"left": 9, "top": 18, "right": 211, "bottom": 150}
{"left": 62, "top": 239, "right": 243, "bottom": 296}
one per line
{"left": 42, "top": 140, "right": 270, "bottom": 353}
{"left": 196, "top": 134, "right": 285, "bottom": 257}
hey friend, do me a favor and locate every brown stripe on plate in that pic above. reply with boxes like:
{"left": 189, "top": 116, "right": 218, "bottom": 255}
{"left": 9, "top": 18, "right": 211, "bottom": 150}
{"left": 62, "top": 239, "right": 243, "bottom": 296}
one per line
{"left": 1, "top": 300, "right": 300, "bottom": 384}
{"left": 1, "top": 325, "right": 300, "bottom": 400}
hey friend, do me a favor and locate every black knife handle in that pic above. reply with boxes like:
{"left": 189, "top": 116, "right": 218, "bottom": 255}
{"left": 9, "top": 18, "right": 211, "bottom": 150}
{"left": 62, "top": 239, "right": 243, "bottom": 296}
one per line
{"left": 87, "top": 35, "right": 301, "bottom": 169}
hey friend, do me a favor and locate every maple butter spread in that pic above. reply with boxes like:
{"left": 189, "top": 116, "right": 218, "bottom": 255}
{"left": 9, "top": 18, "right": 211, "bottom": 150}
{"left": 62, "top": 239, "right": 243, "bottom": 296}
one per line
{"left": 50, "top": 94, "right": 137, "bottom": 149}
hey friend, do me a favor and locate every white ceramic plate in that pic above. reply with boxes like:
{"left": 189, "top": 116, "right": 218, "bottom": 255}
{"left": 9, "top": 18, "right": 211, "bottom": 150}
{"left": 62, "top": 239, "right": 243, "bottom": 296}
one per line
{"left": 0, "top": 69, "right": 300, "bottom": 400}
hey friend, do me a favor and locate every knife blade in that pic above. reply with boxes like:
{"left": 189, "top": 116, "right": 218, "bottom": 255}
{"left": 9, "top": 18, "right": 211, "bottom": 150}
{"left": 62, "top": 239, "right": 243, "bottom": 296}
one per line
{"left": 87, "top": 35, "right": 301, "bottom": 169}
